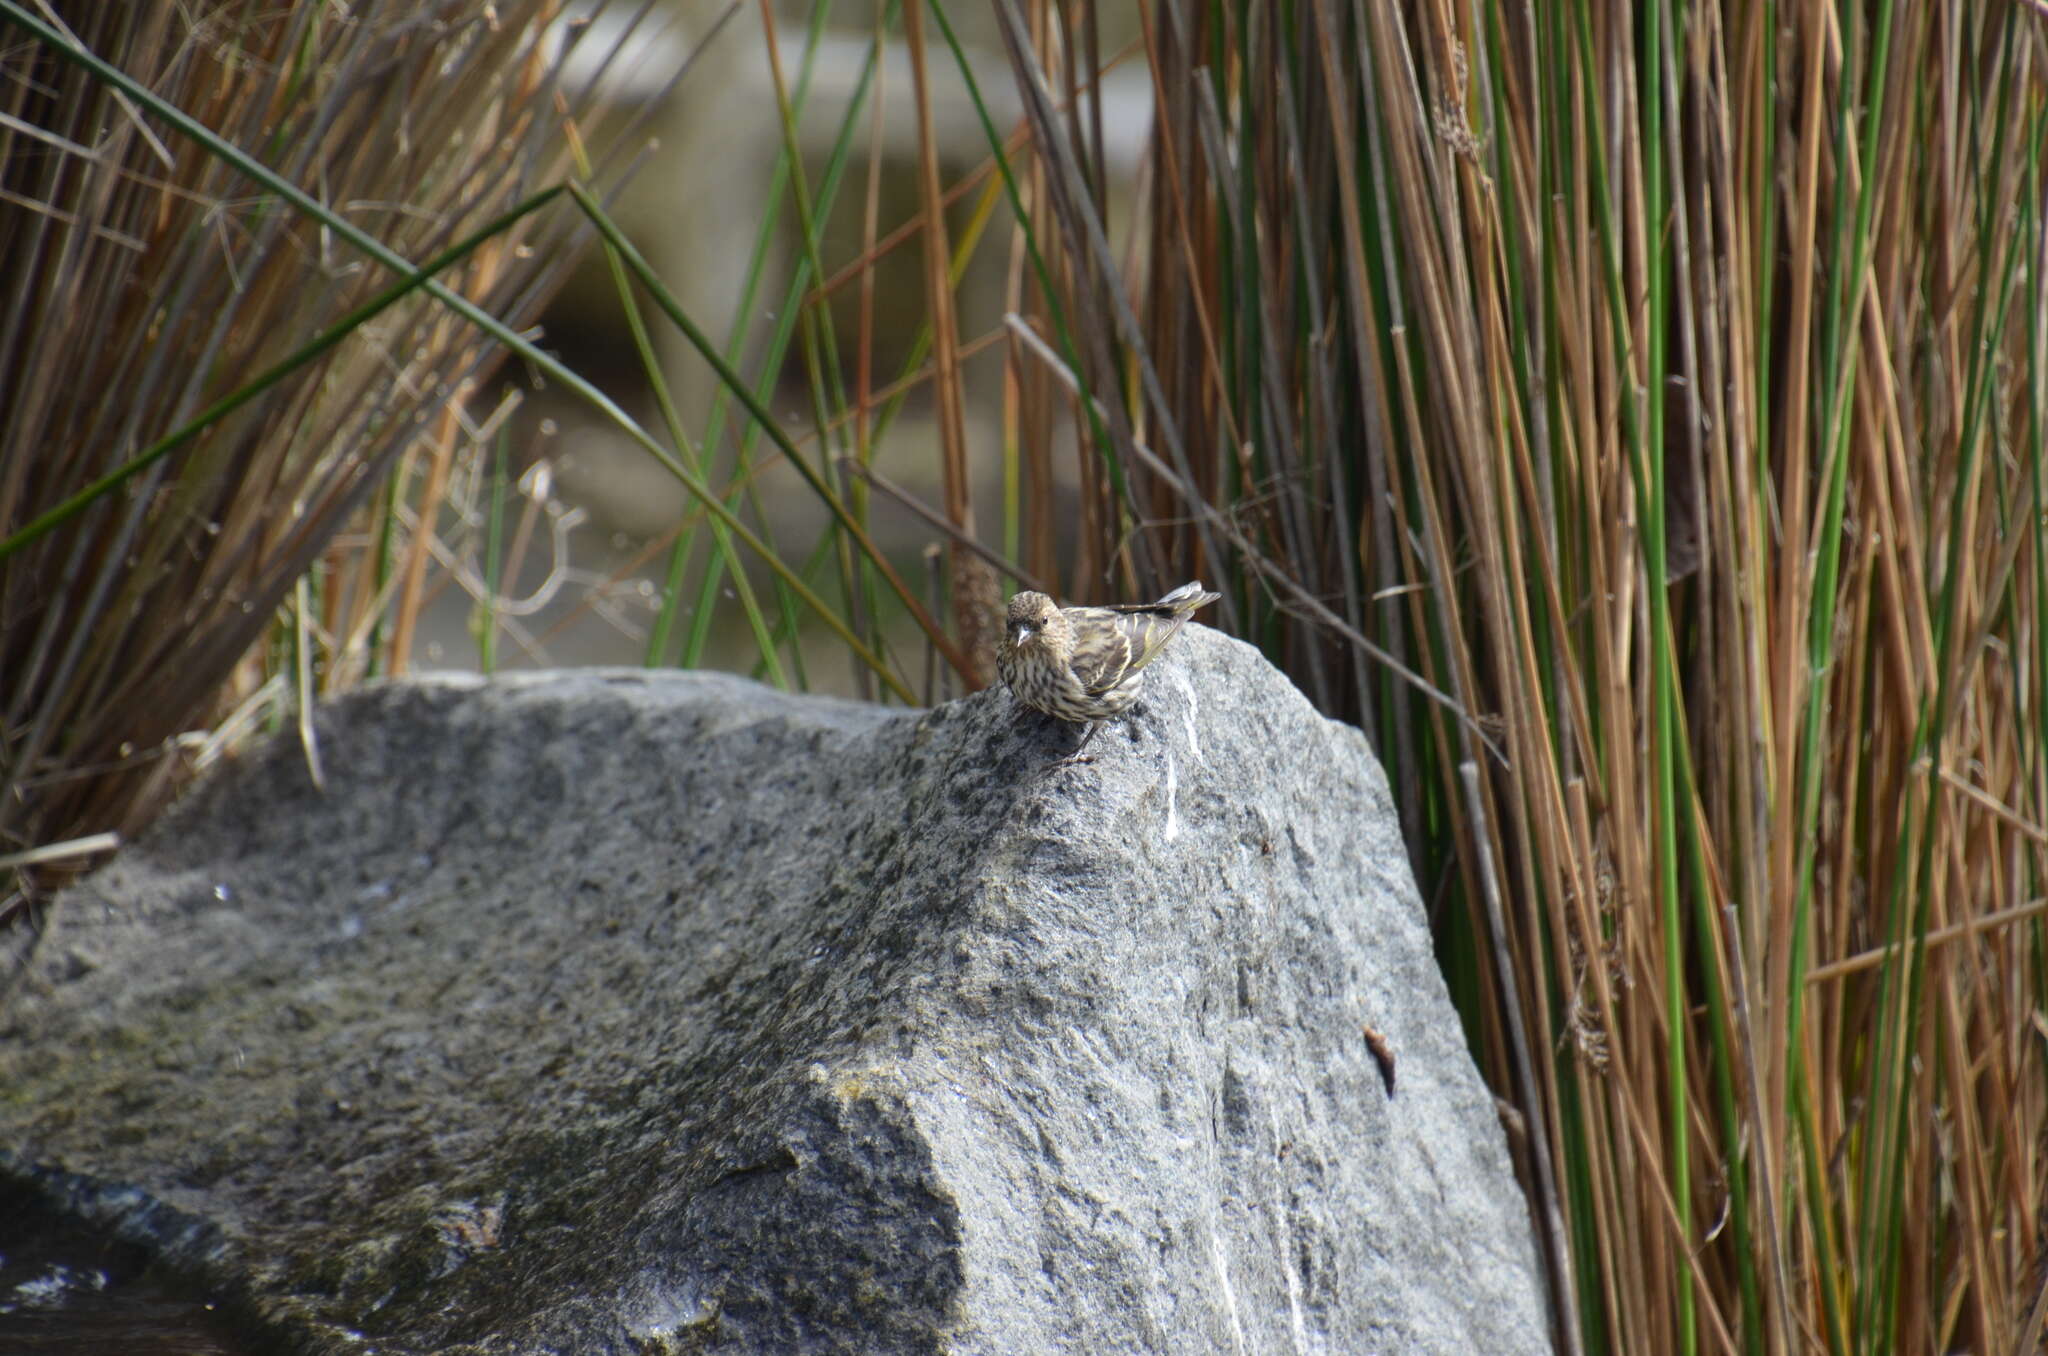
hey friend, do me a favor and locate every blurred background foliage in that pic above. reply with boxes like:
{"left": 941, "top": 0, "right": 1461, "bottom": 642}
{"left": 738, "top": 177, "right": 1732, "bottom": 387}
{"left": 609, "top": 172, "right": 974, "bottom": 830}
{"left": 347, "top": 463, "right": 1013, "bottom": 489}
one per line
{"left": 4, "top": 0, "right": 2047, "bottom": 1352}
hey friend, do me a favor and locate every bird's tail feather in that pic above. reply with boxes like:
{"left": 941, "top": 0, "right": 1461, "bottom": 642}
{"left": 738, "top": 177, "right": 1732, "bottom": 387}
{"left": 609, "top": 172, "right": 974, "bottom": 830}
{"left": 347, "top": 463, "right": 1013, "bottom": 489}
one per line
{"left": 1102, "top": 580, "right": 1221, "bottom": 616}
{"left": 1105, "top": 582, "right": 1221, "bottom": 677}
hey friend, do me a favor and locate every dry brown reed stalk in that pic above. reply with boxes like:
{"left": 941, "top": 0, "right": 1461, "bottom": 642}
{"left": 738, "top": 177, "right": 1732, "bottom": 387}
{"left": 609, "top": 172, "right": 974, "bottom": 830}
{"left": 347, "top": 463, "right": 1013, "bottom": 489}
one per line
{"left": 0, "top": 3, "right": 633, "bottom": 929}
{"left": 902, "top": 0, "right": 996, "bottom": 684}
{"left": 972, "top": 0, "right": 2048, "bottom": 1350}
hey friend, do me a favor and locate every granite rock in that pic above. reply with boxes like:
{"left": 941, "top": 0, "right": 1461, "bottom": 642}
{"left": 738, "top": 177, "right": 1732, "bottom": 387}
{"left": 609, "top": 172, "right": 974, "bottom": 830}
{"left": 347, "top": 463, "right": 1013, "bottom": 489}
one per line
{"left": 0, "top": 628, "right": 1548, "bottom": 1353}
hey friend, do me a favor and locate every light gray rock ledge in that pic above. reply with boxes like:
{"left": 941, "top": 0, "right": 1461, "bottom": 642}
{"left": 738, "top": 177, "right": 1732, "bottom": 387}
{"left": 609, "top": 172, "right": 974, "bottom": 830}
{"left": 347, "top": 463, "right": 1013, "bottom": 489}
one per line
{"left": 0, "top": 627, "right": 1547, "bottom": 1354}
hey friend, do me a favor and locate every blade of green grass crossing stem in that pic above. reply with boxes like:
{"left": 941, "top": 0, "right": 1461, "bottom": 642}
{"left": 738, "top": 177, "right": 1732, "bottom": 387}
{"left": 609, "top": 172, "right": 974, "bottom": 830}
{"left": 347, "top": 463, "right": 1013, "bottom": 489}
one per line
{"left": 924, "top": 0, "right": 1131, "bottom": 515}
{"left": 696, "top": 0, "right": 1005, "bottom": 677}
{"left": 676, "top": 1, "right": 890, "bottom": 677}
{"left": 751, "top": 527, "right": 849, "bottom": 684}
{"left": 759, "top": 0, "right": 866, "bottom": 617}
{"left": 564, "top": 181, "right": 976, "bottom": 685}
{"left": 794, "top": 174, "right": 1010, "bottom": 613}
{"left": 650, "top": 0, "right": 860, "bottom": 671}
{"left": 679, "top": 0, "right": 929, "bottom": 680}
{"left": 863, "top": 178, "right": 1006, "bottom": 458}
{"left": 588, "top": 195, "right": 789, "bottom": 689}
{"left": 0, "top": 4, "right": 595, "bottom": 455}
{"left": 753, "top": 6, "right": 1046, "bottom": 638}
{"left": 0, "top": 4, "right": 919, "bottom": 700}
{"left": 0, "top": 185, "right": 564, "bottom": 559}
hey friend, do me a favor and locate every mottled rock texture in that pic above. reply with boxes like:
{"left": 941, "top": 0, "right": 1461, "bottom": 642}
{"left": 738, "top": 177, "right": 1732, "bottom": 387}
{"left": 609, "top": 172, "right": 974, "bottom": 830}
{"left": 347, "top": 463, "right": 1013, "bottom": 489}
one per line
{"left": 0, "top": 629, "right": 1548, "bottom": 1354}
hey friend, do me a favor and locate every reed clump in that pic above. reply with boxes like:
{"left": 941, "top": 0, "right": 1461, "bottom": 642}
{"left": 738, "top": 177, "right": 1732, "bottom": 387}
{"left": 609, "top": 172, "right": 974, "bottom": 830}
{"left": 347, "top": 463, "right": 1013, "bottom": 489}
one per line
{"left": 0, "top": 3, "right": 627, "bottom": 920}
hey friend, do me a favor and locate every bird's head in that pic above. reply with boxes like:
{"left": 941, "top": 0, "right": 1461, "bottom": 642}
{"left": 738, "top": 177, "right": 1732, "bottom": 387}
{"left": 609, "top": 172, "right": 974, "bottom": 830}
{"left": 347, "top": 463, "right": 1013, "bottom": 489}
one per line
{"left": 1004, "top": 591, "right": 1069, "bottom": 655}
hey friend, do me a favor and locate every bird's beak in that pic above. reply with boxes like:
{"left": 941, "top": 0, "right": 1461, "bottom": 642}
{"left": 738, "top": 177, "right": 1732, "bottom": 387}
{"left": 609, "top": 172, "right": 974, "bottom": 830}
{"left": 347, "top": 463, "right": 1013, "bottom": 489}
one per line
{"left": 1011, "top": 622, "right": 1034, "bottom": 645}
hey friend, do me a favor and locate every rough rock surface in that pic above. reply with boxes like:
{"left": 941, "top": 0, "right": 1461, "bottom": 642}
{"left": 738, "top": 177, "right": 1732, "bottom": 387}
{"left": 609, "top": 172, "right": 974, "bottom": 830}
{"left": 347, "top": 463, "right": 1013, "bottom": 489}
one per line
{"left": 0, "top": 628, "right": 1548, "bottom": 1354}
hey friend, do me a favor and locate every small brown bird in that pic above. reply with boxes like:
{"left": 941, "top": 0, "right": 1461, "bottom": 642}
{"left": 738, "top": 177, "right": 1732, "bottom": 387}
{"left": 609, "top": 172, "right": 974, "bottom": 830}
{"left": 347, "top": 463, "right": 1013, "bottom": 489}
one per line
{"left": 997, "top": 581, "right": 1222, "bottom": 761}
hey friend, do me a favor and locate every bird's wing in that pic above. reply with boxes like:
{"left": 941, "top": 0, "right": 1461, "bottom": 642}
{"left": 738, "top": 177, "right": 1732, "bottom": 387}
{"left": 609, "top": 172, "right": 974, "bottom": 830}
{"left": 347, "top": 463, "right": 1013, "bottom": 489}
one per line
{"left": 1066, "top": 608, "right": 1136, "bottom": 695}
{"left": 1067, "top": 607, "right": 1191, "bottom": 693}
{"left": 1119, "top": 607, "right": 1194, "bottom": 676}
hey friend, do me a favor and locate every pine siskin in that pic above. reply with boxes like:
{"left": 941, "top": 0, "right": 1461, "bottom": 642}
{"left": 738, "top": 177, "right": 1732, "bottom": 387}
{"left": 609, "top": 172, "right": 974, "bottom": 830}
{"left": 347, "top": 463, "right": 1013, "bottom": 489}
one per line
{"left": 996, "top": 581, "right": 1222, "bottom": 761}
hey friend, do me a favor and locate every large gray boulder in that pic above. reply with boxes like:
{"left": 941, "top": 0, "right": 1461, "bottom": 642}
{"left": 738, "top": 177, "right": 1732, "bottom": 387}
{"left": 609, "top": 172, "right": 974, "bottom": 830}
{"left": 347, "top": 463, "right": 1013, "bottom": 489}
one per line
{"left": 0, "top": 628, "right": 1548, "bottom": 1353}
